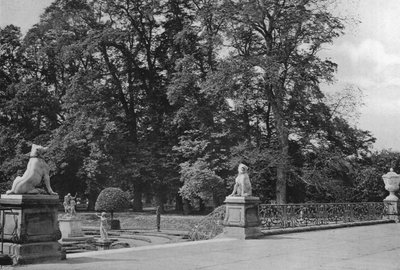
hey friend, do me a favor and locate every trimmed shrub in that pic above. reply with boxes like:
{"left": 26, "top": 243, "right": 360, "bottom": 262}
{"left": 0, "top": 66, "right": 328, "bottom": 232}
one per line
{"left": 95, "top": 187, "right": 130, "bottom": 221}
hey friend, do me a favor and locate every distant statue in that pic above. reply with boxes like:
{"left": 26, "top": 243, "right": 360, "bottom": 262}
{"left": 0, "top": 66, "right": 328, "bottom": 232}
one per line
{"left": 70, "top": 196, "right": 77, "bottom": 216}
{"left": 63, "top": 193, "right": 77, "bottom": 217}
{"left": 97, "top": 212, "right": 109, "bottom": 240}
{"left": 229, "top": 163, "right": 252, "bottom": 197}
{"left": 6, "top": 144, "right": 57, "bottom": 195}
{"left": 63, "top": 194, "right": 71, "bottom": 213}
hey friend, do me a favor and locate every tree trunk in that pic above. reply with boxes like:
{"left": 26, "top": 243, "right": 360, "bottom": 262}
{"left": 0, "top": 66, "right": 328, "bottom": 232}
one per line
{"left": 87, "top": 192, "right": 98, "bottom": 211}
{"left": 267, "top": 86, "right": 289, "bottom": 204}
{"left": 132, "top": 186, "right": 143, "bottom": 211}
{"left": 275, "top": 115, "right": 289, "bottom": 204}
{"left": 155, "top": 193, "right": 165, "bottom": 214}
{"left": 199, "top": 198, "right": 206, "bottom": 213}
{"left": 175, "top": 194, "right": 183, "bottom": 212}
{"left": 276, "top": 159, "right": 288, "bottom": 204}
{"left": 182, "top": 199, "right": 191, "bottom": 215}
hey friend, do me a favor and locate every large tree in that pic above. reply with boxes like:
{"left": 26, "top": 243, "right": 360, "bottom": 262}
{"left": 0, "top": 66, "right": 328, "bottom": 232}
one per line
{"left": 0, "top": 0, "right": 379, "bottom": 209}
{"left": 205, "top": 0, "right": 349, "bottom": 203}
{"left": 17, "top": 0, "right": 191, "bottom": 210}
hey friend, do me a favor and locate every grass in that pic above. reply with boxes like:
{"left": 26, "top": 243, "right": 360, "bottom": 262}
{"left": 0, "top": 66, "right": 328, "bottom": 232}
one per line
{"left": 66, "top": 211, "right": 205, "bottom": 232}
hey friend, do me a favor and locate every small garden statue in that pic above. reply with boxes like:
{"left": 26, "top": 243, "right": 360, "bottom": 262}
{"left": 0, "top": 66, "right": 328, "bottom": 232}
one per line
{"left": 229, "top": 163, "right": 252, "bottom": 197}
{"left": 63, "top": 194, "right": 71, "bottom": 213}
{"left": 97, "top": 212, "right": 109, "bottom": 240}
{"left": 6, "top": 144, "right": 57, "bottom": 195}
{"left": 63, "top": 193, "right": 77, "bottom": 217}
{"left": 70, "top": 196, "right": 77, "bottom": 216}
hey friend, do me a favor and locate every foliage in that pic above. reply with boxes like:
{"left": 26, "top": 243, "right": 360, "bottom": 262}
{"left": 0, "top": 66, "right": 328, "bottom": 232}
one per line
{"left": 0, "top": 0, "right": 388, "bottom": 210}
{"left": 179, "top": 160, "right": 225, "bottom": 207}
{"left": 194, "top": 0, "right": 350, "bottom": 203}
{"left": 351, "top": 150, "right": 400, "bottom": 202}
{"left": 95, "top": 187, "right": 130, "bottom": 218}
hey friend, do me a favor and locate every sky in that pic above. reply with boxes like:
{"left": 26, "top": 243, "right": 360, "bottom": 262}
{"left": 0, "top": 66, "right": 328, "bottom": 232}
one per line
{"left": 323, "top": 0, "right": 400, "bottom": 151}
{"left": 1, "top": 0, "right": 400, "bottom": 151}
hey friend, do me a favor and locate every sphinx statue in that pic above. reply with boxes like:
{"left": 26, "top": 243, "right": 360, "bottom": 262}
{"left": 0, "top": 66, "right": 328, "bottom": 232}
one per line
{"left": 229, "top": 163, "right": 252, "bottom": 197}
{"left": 6, "top": 144, "right": 57, "bottom": 195}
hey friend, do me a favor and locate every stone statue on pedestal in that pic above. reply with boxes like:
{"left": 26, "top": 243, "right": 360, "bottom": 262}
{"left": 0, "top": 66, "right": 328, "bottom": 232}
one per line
{"left": 63, "top": 193, "right": 77, "bottom": 217}
{"left": 0, "top": 144, "right": 64, "bottom": 264}
{"left": 229, "top": 163, "right": 252, "bottom": 197}
{"left": 97, "top": 212, "right": 109, "bottom": 240}
{"left": 223, "top": 164, "right": 261, "bottom": 239}
{"left": 6, "top": 144, "right": 57, "bottom": 195}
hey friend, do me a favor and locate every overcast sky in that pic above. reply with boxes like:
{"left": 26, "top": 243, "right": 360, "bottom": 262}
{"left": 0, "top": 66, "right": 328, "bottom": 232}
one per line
{"left": 1, "top": 0, "right": 400, "bottom": 151}
{"left": 324, "top": 0, "right": 400, "bottom": 151}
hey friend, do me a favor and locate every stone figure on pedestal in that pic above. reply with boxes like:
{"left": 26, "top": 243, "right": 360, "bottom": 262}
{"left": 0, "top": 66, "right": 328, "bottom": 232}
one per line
{"left": 229, "top": 163, "right": 252, "bottom": 197}
{"left": 97, "top": 212, "right": 109, "bottom": 240}
{"left": 223, "top": 163, "right": 262, "bottom": 239}
{"left": 59, "top": 194, "right": 92, "bottom": 244}
{"left": 63, "top": 193, "right": 77, "bottom": 217}
{"left": 0, "top": 143, "right": 63, "bottom": 264}
{"left": 6, "top": 144, "right": 57, "bottom": 195}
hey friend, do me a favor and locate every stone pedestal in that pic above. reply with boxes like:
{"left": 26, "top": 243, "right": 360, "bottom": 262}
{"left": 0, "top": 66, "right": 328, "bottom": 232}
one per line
{"left": 382, "top": 169, "right": 400, "bottom": 222}
{"left": 59, "top": 217, "right": 94, "bottom": 253}
{"left": 94, "top": 239, "right": 113, "bottom": 250}
{"left": 384, "top": 200, "right": 399, "bottom": 222}
{"left": 0, "top": 194, "right": 64, "bottom": 264}
{"left": 59, "top": 218, "right": 85, "bottom": 239}
{"left": 222, "top": 196, "right": 263, "bottom": 239}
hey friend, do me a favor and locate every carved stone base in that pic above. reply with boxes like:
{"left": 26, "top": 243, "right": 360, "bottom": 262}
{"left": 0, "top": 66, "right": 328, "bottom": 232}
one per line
{"left": 0, "top": 194, "right": 64, "bottom": 264}
{"left": 59, "top": 218, "right": 85, "bottom": 238}
{"left": 94, "top": 239, "right": 113, "bottom": 250}
{"left": 384, "top": 199, "right": 399, "bottom": 222}
{"left": 3, "top": 241, "right": 65, "bottom": 265}
{"left": 222, "top": 196, "right": 263, "bottom": 239}
{"left": 222, "top": 226, "right": 263, "bottom": 240}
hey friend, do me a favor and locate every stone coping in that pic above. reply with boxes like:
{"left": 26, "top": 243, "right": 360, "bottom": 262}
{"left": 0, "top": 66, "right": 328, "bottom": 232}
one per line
{"left": 0, "top": 194, "right": 60, "bottom": 205}
{"left": 224, "top": 196, "right": 260, "bottom": 203}
{"left": 59, "top": 217, "right": 82, "bottom": 221}
{"left": 68, "top": 238, "right": 235, "bottom": 258}
{"left": 261, "top": 219, "right": 395, "bottom": 236}
{"left": 60, "top": 236, "right": 94, "bottom": 242}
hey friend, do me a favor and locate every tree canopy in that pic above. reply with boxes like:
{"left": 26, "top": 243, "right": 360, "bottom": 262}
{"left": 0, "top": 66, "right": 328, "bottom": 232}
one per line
{"left": 0, "top": 0, "right": 387, "bottom": 212}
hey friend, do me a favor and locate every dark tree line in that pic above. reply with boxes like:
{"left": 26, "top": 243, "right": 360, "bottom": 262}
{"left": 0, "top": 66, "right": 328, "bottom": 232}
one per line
{"left": 0, "top": 0, "right": 390, "bottom": 213}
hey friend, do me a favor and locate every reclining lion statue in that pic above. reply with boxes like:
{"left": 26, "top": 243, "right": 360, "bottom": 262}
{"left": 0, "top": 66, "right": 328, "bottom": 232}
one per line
{"left": 6, "top": 144, "right": 57, "bottom": 195}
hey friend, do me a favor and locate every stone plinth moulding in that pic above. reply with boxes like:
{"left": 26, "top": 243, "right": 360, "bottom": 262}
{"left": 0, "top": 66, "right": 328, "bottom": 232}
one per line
{"left": 222, "top": 196, "right": 263, "bottom": 239}
{"left": 59, "top": 218, "right": 93, "bottom": 243}
{"left": 382, "top": 169, "right": 400, "bottom": 222}
{"left": 0, "top": 194, "right": 64, "bottom": 264}
{"left": 59, "top": 218, "right": 84, "bottom": 238}
{"left": 94, "top": 239, "right": 113, "bottom": 250}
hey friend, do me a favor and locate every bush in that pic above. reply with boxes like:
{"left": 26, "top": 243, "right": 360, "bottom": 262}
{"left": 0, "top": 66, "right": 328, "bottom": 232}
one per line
{"left": 179, "top": 160, "right": 225, "bottom": 208}
{"left": 95, "top": 187, "right": 130, "bottom": 220}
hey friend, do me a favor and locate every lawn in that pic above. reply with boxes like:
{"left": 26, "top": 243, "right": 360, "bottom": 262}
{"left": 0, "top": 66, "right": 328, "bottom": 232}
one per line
{"left": 67, "top": 211, "right": 205, "bottom": 232}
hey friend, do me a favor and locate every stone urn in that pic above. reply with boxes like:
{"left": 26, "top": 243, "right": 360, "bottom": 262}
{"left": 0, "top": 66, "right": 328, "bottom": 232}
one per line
{"left": 382, "top": 168, "right": 400, "bottom": 201}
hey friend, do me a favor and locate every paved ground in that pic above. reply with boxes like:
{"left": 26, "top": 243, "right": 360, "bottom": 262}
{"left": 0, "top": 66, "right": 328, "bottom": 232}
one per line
{"left": 7, "top": 223, "right": 400, "bottom": 270}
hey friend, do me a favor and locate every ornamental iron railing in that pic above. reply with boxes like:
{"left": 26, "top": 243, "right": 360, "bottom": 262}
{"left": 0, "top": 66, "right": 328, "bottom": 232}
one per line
{"left": 259, "top": 202, "right": 388, "bottom": 230}
{"left": 188, "top": 201, "right": 394, "bottom": 240}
